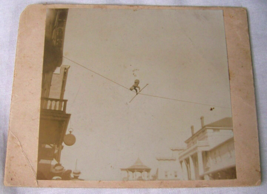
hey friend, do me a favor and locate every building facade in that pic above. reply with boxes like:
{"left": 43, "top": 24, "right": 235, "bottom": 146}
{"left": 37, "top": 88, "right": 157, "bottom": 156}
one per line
{"left": 179, "top": 117, "right": 236, "bottom": 180}
{"left": 155, "top": 117, "right": 236, "bottom": 180}
{"left": 156, "top": 155, "right": 183, "bottom": 180}
{"left": 37, "top": 9, "right": 80, "bottom": 180}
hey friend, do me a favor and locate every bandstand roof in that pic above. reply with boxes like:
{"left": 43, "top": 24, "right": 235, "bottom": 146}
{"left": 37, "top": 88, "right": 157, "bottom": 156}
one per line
{"left": 121, "top": 158, "right": 151, "bottom": 172}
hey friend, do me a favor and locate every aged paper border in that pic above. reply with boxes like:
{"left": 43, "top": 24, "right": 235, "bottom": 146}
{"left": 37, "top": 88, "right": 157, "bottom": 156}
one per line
{"left": 4, "top": 4, "right": 261, "bottom": 187}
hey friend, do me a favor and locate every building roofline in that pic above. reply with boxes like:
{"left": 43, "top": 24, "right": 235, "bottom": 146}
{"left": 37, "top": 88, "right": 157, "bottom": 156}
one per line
{"left": 185, "top": 126, "right": 233, "bottom": 144}
{"left": 170, "top": 148, "right": 185, "bottom": 151}
{"left": 185, "top": 117, "right": 233, "bottom": 143}
{"left": 156, "top": 157, "right": 176, "bottom": 161}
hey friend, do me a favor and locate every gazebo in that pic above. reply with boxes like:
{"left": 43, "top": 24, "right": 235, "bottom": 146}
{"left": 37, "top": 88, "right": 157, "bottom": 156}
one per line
{"left": 121, "top": 158, "right": 151, "bottom": 180}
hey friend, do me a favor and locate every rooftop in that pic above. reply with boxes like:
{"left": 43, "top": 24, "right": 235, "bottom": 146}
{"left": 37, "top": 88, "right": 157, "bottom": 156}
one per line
{"left": 156, "top": 157, "right": 176, "bottom": 161}
{"left": 185, "top": 117, "right": 233, "bottom": 143}
{"left": 205, "top": 117, "right": 233, "bottom": 128}
{"left": 121, "top": 158, "right": 151, "bottom": 171}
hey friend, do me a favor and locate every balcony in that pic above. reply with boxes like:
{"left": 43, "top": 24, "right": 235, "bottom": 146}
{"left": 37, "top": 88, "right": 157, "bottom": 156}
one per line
{"left": 197, "top": 140, "right": 209, "bottom": 147}
{"left": 41, "top": 97, "right": 68, "bottom": 113}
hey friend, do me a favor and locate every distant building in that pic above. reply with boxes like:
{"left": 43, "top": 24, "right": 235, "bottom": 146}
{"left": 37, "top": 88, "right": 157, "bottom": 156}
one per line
{"left": 156, "top": 154, "right": 182, "bottom": 180}
{"left": 179, "top": 117, "right": 236, "bottom": 180}
{"left": 121, "top": 158, "right": 151, "bottom": 180}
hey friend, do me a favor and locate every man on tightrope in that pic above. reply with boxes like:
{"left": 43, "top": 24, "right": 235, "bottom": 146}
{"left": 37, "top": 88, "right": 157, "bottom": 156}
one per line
{"left": 130, "top": 79, "right": 141, "bottom": 94}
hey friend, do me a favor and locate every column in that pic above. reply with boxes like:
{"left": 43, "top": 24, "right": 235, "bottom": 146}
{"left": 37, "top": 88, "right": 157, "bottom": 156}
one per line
{"left": 204, "top": 174, "right": 210, "bottom": 180}
{"left": 127, "top": 171, "right": 129, "bottom": 180}
{"left": 198, "top": 151, "right": 204, "bottom": 178}
{"left": 142, "top": 170, "right": 146, "bottom": 180}
{"left": 131, "top": 171, "right": 134, "bottom": 180}
{"left": 189, "top": 156, "right": 196, "bottom": 180}
{"left": 182, "top": 160, "right": 188, "bottom": 180}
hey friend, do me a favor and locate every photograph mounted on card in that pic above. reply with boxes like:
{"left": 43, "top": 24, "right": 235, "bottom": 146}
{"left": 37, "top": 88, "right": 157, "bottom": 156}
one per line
{"left": 4, "top": 4, "right": 260, "bottom": 187}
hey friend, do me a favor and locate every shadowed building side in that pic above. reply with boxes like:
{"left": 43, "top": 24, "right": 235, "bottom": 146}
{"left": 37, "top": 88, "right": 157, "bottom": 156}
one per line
{"left": 42, "top": 9, "right": 69, "bottom": 98}
{"left": 37, "top": 9, "right": 80, "bottom": 180}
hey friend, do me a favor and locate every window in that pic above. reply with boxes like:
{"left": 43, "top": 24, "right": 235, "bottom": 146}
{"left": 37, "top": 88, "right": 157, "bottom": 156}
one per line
{"left": 165, "top": 171, "right": 168, "bottom": 178}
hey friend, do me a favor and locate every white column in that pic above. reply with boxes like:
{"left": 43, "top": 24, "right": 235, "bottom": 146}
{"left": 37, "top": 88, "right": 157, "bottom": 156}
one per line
{"left": 182, "top": 160, "right": 188, "bottom": 180}
{"left": 198, "top": 151, "right": 204, "bottom": 177}
{"left": 142, "top": 170, "right": 146, "bottom": 180}
{"left": 204, "top": 174, "right": 210, "bottom": 180}
{"left": 189, "top": 156, "right": 196, "bottom": 180}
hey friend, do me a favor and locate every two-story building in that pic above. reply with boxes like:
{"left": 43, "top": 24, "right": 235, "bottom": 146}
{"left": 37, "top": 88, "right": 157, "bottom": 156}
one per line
{"left": 178, "top": 117, "right": 236, "bottom": 180}
{"left": 155, "top": 116, "right": 236, "bottom": 180}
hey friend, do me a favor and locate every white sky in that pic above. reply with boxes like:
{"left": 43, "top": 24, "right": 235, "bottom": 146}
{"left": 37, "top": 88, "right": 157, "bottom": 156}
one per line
{"left": 60, "top": 8, "right": 232, "bottom": 180}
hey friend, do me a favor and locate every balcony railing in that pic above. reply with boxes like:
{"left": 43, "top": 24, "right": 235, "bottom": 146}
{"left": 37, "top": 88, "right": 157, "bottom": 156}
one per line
{"left": 197, "top": 140, "right": 209, "bottom": 147}
{"left": 41, "top": 97, "right": 68, "bottom": 113}
{"left": 187, "top": 140, "right": 209, "bottom": 149}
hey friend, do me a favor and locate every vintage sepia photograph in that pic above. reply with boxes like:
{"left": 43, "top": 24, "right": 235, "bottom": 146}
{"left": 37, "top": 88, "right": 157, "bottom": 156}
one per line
{"left": 37, "top": 8, "right": 236, "bottom": 181}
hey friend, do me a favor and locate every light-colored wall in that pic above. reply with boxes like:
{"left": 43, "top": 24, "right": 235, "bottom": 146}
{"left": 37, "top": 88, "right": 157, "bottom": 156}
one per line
{"left": 207, "top": 129, "right": 234, "bottom": 148}
{"left": 157, "top": 159, "right": 183, "bottom": 180}
{"left": 49, "top": 65, "right": 69, "bottom": 99}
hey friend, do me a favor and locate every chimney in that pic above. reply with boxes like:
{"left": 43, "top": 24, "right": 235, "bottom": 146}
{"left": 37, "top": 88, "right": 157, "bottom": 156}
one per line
{"left": 191, "top": 126, "right": 194, "bottom": 135}
{"left": 200, "top": 116, "right": 204, "bottom": 128}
